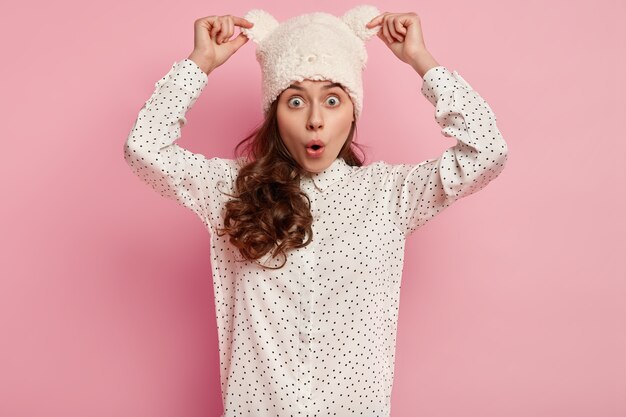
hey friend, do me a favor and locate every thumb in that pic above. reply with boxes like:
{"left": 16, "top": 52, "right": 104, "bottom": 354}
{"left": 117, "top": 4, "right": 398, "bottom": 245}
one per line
{"left": 228, "top": 32, "right": 249, "bottom": 53}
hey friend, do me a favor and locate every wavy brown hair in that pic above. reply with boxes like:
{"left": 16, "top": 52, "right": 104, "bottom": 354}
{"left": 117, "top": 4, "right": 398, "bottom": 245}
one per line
{"left": 215, "top": 90, "right": 367, "bottom": 270}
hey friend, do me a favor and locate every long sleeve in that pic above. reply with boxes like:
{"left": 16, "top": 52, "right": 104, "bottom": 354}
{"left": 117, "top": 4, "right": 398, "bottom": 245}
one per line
{"left": 385, "top": 65, "right": 509, "bottom": 237}
{"left": 123, "top": 59, "right": 235, "bottom": 231}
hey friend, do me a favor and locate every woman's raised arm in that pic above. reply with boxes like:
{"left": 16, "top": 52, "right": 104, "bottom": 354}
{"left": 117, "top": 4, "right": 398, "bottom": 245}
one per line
{"left": 383, "top": 65, "right": 509, "bottom": 237}
{"left": 123, "top": 59, "right": 236, "bottom": 230}
{"left": 123, "top": 15, "right": 253, "bottom": 230}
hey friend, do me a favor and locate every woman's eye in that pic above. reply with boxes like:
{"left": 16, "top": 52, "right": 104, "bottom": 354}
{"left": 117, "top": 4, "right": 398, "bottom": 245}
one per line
{"left": 287, "top": 95, "right": 341, "bottom": 108}
{"left": 327, "top": 96, "right": 340, "bottom": 106}
{"left": 288, "top": 97, "right": 303, "bottom": 107}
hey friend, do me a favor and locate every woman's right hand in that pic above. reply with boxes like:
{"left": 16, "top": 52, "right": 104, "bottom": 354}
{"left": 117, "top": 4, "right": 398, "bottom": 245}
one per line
{"left": 187, "top": 15, "right": 254, "bottom": 74}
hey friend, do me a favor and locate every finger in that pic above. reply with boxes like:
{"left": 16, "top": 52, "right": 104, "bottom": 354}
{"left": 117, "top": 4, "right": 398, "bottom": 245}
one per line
{"left": 366, "top": 12, "right": 386, "bottom": 28}
{"left": 218, "top": 17, "right": 227, "bottom": 43}
{"left": 221, "top": 17, "right": 232, "bottom": 43}
{"left": 382, "top": 18, "right": 392, "bottom": 43}
{"left": 387, "top": 18, "right": 403, "bottom": 42}
{"left": 210, "top": 20, "right": 222, "bottom": 40}
{"left": 217, "top": 18, "right": 226, "bottom": 43}
{"left": 394, "top": 19, "right": 407, "bottom": 35}
{"left": 227, "top": 18, "right": 234, "bottom": 42}
{"left": 209, "top": 18, "right": 220, "bottom": 40}
{"left": 377, "top": 29, "right": 388, "bottom": 45}
{"left": 198, "top": 16, "right": 217, "bottom": 25}
{"left": 233, "top": 16, "right": 254, "bottom": 28}
{"left": 231, "top": 32, "right": 249, "bottom": 50}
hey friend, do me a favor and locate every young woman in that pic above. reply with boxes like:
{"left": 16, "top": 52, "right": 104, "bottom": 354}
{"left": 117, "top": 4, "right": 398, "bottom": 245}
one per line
{"left": 124, "top": 6, "right": 508, "bottom": 417}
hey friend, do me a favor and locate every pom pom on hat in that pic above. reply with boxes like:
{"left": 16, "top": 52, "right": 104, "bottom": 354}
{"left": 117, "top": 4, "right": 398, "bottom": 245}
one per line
{"left": 242, "top": 5, "right": 380, "bottom": 120}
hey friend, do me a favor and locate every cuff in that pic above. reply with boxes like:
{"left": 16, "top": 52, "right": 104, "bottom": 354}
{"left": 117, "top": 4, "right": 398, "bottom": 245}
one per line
{"left": 420, "top": 66, "right": 474, "bottom": 107}
{"left": 170, "top": 58, "right": 209, "bottom": 95}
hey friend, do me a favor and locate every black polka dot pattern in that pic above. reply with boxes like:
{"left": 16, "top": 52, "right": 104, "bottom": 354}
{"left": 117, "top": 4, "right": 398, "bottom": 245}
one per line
{"left": 124, "top": 59, "right": 509, "bottom": 416}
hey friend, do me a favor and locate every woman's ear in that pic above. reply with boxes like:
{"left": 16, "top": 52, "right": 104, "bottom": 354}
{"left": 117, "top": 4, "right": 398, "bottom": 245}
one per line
{"left": 341, "top": 5, "right": 380, "bottom": 42}
{"left": 241, "top": 9, "right": 280, "bottom": 44}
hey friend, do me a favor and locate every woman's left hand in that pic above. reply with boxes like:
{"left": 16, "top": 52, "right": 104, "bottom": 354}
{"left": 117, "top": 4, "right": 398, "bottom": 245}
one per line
{"left": 365, "top": 12, "right": 427, "bottom": 67}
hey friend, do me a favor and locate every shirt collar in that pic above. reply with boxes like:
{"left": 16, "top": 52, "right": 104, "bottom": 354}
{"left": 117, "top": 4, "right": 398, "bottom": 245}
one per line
{"left": 301, "top": 158, "right": 353, "bottom": 192}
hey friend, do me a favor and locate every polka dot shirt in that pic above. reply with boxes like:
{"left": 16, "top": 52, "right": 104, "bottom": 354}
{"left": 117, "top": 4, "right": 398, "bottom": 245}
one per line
{"left": 124, "top": 58, "right": 508, "bottom": 417}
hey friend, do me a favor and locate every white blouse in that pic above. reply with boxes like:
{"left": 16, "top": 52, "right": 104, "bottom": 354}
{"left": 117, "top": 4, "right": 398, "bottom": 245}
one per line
{"left": 124, "top": 58, "right": 508, "bottom": 417}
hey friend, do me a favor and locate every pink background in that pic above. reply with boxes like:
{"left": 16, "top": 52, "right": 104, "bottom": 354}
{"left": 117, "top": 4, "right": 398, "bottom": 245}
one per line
{"left": 1, "top": 0, "right": 624, "bottom": 416}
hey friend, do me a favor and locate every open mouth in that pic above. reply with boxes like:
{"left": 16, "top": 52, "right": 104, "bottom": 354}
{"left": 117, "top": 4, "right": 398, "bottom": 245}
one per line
{"left": 306, "top": 144, "right": 325, "bottom": 157}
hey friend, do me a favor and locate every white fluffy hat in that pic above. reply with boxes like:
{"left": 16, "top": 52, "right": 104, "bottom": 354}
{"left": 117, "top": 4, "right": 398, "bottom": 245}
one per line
{"left": 241, "top": 5, "right": 380, "bottom": 120}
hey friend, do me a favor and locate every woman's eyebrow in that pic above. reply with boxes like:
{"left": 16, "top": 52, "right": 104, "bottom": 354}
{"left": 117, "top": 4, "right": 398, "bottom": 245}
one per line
{"left": 286, "top": 82, "right": 343, "bottom": 91}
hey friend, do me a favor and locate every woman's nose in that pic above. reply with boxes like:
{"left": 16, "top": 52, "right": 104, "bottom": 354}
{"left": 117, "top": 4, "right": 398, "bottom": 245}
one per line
{"left": 307, "top": 108, "right": 323, "bottom": 130}
{"left": 307, "top": 120, "right": 323, "bottom": 129}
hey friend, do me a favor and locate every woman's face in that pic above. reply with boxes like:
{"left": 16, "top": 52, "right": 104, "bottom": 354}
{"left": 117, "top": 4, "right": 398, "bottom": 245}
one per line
{"left": 276, "top": 79, "right": 354, "bottom": 174}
